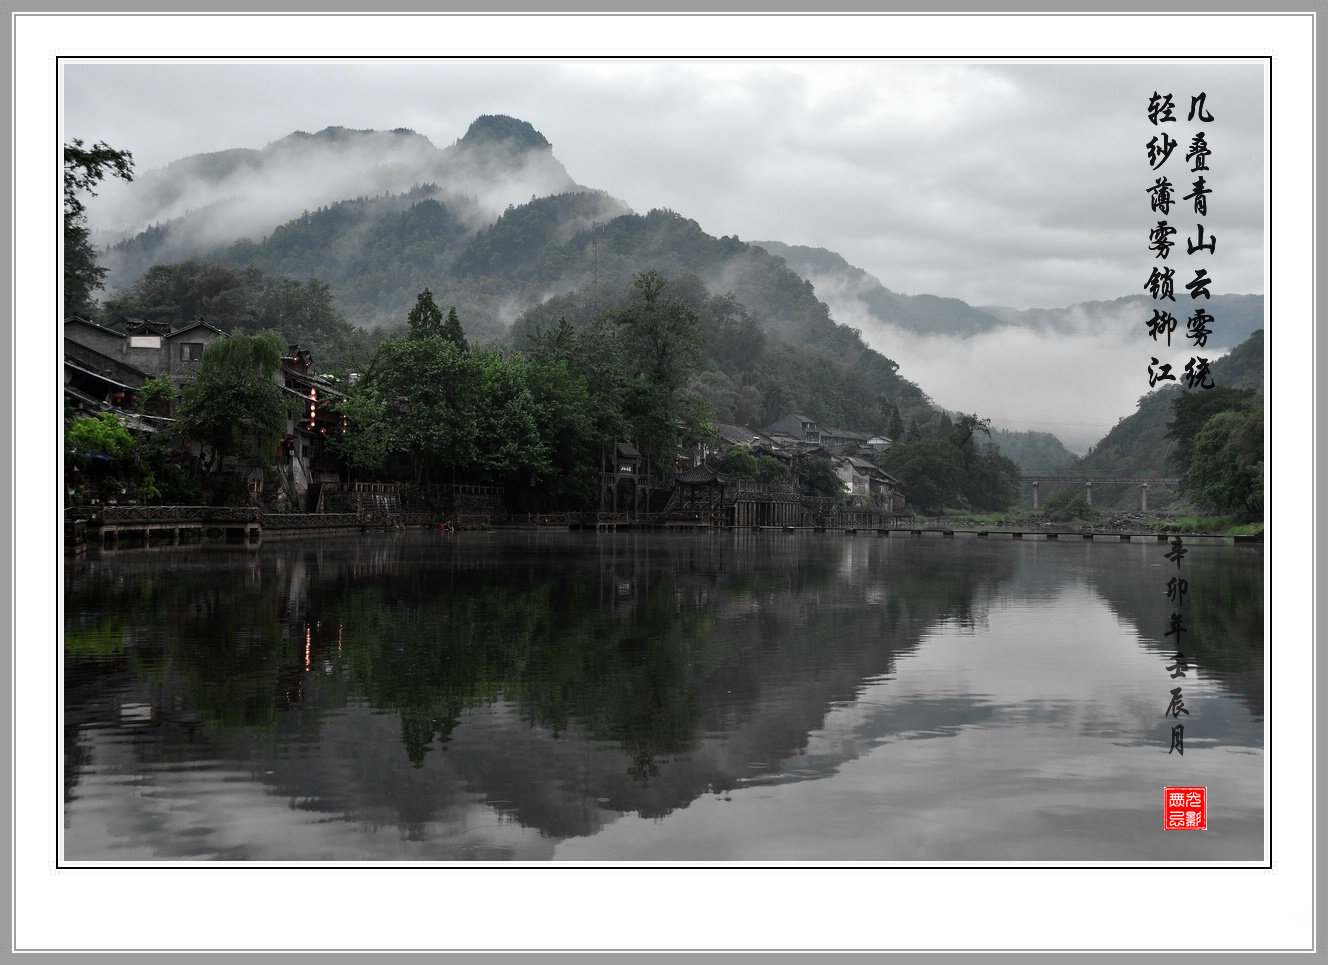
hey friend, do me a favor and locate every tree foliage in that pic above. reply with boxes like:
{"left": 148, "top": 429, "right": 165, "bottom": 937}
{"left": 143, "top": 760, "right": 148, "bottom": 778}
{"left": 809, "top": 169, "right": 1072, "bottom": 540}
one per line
{"left": 102, "top": 261, "right": 366, "bottom": 372}
{"left": 611, "top": 270, "right": 705, "bottom": 470}
{"left": 406, "top": 287, "right": 445, "bottom": 339}
{"left": 176, "top": 331, "right": 289, "bottom": 470}
{"left": 882, "top": 439, "right": 964, "bottom": 514}
{"left": 717, "top": 444, "right": 786, "bottom": 484}
{"left": 881, "top": 411, "right": 1020, "bottom": 515}
{"left": 65, "top": 411, "right": 136, "bottom": 463}
{"left": 800, "top": 455, "right": 846, "bottom": 500}
{"left": 1166, "top": 386, "right": 1257, "bottom": 484}
{"left": 1182, "top": 397, "right": 1263, "bottom": 517}
{"left": 64, "top": 139, "right": 134, "bottom": 316}
{"left": 1042, "top": 488, "right": 1095, "bottom": 522}
{"left": 442, "top": 306, "right": 468, "bottom": 351}
{"left": 335, "top": 335, "right": 552, "bottom": 486}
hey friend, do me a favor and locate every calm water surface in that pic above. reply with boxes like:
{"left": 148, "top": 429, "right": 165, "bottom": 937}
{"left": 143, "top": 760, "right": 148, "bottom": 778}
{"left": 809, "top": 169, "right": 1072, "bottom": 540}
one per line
{"left": 63, "top": 530, "right": 1264, "bottom": 862}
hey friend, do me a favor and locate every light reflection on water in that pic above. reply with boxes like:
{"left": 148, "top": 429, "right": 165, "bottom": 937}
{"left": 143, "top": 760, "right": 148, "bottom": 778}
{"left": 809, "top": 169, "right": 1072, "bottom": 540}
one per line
{"left": 63, "top": 531, "right": 1263, "bottom": 863}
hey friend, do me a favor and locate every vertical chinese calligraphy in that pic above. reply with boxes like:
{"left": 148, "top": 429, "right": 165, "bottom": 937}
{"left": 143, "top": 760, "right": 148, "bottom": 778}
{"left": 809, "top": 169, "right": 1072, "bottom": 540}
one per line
{"left": 1163, "top": 535, "right": 1191, "bottom": 756}
{"left": 1146, "top": 91, "right": 1218, "bottom": 391}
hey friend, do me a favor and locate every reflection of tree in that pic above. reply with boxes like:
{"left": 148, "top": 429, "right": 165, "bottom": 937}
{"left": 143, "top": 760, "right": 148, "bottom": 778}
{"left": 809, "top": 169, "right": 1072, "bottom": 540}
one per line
{"left": 1085, "top": 545, "right": 1264, "bottom": 718}
{"left": 64, "top": 533, "right": 1025, "bottom": 830}
{"left": 331, "top": 570, "right": 705, "bottom": 776}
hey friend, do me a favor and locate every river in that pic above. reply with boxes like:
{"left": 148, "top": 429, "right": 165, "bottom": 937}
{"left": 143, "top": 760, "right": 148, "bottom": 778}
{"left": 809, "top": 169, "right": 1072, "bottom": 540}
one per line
{"left": 62, "top": 528, "right": 1264, "bottom": 863}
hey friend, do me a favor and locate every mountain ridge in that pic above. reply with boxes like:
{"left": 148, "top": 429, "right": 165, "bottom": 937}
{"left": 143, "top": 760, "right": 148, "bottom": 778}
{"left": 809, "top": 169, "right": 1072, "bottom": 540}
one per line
{"left": 87, "top": 115, "right": 1265, "bottom": 466}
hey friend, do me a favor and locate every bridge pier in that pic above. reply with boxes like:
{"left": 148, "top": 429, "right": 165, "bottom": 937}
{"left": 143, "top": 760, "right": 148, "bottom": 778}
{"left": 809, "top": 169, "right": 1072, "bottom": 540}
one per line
{"left": 1023, "top": 475, "right": 1178, "bottom": 512}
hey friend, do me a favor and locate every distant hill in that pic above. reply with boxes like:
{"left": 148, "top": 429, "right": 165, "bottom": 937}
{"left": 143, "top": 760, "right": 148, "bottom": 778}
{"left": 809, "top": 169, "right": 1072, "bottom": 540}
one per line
{"left": 88, "top": 115, "right": 1263, "bottom": 466}
{"left": 988, "top": 429, "right": 1079, "bottom": 473}
{"left": 755, "top": 241, "right": 1010, "bottom": 337}
{"left": 1070, "top": 328, "right": 1264, "bottom": 478}
{"left": 980, "top": 294, "right": 1265, "bottom": 354}
{"left": 759, "top": 241, "right": 1262, "bottom": 353}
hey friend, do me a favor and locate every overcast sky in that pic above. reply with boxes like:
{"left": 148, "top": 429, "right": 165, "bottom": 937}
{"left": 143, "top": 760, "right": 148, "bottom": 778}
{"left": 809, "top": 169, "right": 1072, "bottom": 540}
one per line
{"left": 63, "top": 58, "right": 1264, "bottom": 311}
{"left": 58, "top": 56, "right": 1267, "bottom": 450}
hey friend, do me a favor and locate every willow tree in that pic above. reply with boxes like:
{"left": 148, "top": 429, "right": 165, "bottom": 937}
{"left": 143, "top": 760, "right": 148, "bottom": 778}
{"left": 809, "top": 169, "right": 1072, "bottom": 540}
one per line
{"left": 176, "top": 331, "right": 289, "bottom": 471}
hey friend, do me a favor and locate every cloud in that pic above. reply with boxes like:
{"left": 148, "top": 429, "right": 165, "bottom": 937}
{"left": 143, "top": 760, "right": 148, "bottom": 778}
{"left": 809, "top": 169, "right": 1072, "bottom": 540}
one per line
{"left": 62, "top": 59, "right": 1263, "bottom": 448}
{"left": 65, "top": 59, "right": 1264, "bottom": 311}
{"left": 809, "top": 273, "right": 1220, "bottom": 452}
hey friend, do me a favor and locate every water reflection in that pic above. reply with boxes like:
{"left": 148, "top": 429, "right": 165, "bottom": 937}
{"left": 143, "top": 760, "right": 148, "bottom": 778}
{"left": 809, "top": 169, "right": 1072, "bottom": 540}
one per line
{"left": 63, "top": 531, "right": 1263, "bottom": 862}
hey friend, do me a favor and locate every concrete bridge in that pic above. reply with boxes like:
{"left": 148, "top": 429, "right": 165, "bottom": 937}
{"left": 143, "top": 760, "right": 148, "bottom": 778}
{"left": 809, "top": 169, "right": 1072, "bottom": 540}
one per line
{"left": 1020, "top": 475, "right": 1181, "bottom": 511}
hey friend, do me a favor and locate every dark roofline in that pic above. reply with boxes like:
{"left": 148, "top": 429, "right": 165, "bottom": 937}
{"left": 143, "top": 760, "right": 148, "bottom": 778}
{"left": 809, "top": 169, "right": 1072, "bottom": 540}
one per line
{"left": 63, "top": 359, "right": 141, "bottom": 392}
{"left": 64, "top": 315, "right": 125, "bottom": 337}
{"left": 168, "top": 320, "right": 226, "bottom": 338}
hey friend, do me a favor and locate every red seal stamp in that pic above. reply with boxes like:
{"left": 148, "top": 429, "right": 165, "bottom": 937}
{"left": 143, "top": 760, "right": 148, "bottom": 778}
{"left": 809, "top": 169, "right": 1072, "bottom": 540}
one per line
{"left": 1164, "top": 786, "right": 1207, "bottom": 830}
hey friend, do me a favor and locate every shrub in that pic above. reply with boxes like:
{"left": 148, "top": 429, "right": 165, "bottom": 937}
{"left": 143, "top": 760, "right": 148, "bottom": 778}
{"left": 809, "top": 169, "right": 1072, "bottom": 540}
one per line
{"left": 1043, "top": 488, "right": 1095, "bottom": 522}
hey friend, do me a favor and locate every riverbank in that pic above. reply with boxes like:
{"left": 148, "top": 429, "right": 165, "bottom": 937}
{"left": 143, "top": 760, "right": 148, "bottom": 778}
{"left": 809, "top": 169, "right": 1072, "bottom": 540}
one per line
{"left": 923, "top": 510, "right": 1264, "bottom": 540}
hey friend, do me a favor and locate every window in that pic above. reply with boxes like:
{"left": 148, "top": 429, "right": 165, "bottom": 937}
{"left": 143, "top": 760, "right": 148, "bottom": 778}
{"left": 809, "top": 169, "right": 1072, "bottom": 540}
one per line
{"left": 180, "top": 342, "right": 203, "bottom": 361}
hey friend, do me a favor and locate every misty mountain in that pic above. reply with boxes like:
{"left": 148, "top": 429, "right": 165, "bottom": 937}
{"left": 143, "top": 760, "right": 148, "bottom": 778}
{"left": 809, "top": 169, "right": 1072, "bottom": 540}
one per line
{"left": 979, "top": 293, "right": 1264, "bottom": 353}
{"left": 753, "top": 241, "right": 1010, "bottom": 337}
{"left": 97, "top": 116, "right": 584, "bottom": 291}
{"left": 87, "top": 114, "right": 1263, "bottom": 467}
{"left": 759, "top": 240, "right": 1263, "bottom": 353}
{"left": 1071, "top": 328, "right": 1264, "bottom": 479}
{"left": 985, "top": 430, "right": 1077, "bottom": 474}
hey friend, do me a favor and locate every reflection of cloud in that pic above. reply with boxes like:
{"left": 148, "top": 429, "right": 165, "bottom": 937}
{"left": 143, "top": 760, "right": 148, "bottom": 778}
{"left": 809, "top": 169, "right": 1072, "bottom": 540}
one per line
{"left": 65, "top": 710, "right": 561, "bottom": 862}
{"left": 553, "top": 584, "right": 1264, "bottom": 862}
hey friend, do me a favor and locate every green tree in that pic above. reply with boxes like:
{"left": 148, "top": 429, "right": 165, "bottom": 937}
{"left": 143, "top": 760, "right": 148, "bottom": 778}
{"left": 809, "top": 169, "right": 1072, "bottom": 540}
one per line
{"left": 613, "top": 270, "right": 705, "bottom": 473}
{"left": 883, "top": 438, "right": 964, "bottom": 514}
{"left": 1042, "top": 488, "right": 1095, "bottom": 522}
{"left": 64, "top": 139, "right": 134, "bottom": 316}
{"left": 65, "top": 411, "right": 139, "bottom": 505}
{"left": 336, "top": 334, "right": 482, "bottom": 483}
{"left": 1185, "top": 399, "right": 1263, "bottom": 517}
{"left": 176, "top": 331, "right": 289, "bottom": 472}
{"left": 952, "top": 413, "right": 992, "bottom": 455}
{"left": 1166, "top": 386, "right": 1257, "bottom": 485}
{"left": 718, "top": 444, "right": 759, "bottom": 479}
{"left": 521, "top": 318, "right": 630, "bottom": 508}
{"left": 65, "top": 411, "right": 136, "bottom": 463}
{"left": 474, "top": 349, "right": 550, "bottom": 480}
{"left": 407, "top": 288, "right": 444, "bottom": 339}
{"left": 136, "top": 374, "right": 176, "bottom": 417}
{"left": 886, "top": 403, "right": 905, "bottom": 443}
{"left": 962, "top": 445, "right": 1022, "bottom": 511}
{"left": 441, "top": 306, "right": 469, "bottom": 352}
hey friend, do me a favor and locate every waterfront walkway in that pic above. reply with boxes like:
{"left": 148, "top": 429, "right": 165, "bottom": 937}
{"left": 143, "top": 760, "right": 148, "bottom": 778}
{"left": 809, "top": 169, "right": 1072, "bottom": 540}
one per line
{"left": 65, "top": 505, "right": 1261, "bottom": 553}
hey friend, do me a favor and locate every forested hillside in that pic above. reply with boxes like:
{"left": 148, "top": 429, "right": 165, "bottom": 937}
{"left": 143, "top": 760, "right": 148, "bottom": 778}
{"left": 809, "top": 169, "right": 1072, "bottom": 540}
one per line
{"left": 83, "top": 115, "right": 1265, "bottom": 478}
{"left": 1068, "top": 329, "right": 1264, "bottom": 480}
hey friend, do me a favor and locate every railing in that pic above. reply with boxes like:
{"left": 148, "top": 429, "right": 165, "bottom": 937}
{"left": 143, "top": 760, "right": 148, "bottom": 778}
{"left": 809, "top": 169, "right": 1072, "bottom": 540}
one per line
{"left": 486, "top": 513, "right": 578, "bottom": 527}
{"left": 733, "top": 478, "right": 799, "bottom": 495}
{"left": 1020, "top": 474, "right": 1181, "bottom": 485}
{"left": 101, "top": 505, "right": 260, "bottom": 523}
{"left": 261, "top": 513, "right": 364, "bottom": 530}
